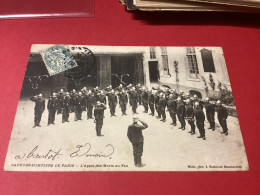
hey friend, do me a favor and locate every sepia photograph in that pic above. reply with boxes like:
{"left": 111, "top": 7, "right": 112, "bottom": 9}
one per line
{"left": 4, "top": 44, "right": 248, "bottom": 171}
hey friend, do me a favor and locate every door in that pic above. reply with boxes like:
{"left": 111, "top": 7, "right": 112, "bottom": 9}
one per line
{"left": 149, "top": 61, "right": 159, "bottom": 82}
{"left": 135, "top": 54, "right": 144, "bottom": 85}
{"left": 97, "top": 55, "right": 111, "bottom": 89}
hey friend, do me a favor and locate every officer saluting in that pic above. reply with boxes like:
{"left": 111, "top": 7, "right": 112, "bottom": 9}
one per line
{"left": 127, "top": 116, "right": 148, "bottom": 167}
{"left": 30, "top": 93, "right": 45, "bottom": 127}
{"left": 94, "top": 101, "right": 107, "bottom": 136}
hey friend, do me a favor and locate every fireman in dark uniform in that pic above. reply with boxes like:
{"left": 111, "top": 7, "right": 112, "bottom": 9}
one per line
{"left": 115, "top": 84, "right": 124, "bottom": 93}
{"left": 81, "top": 88, "right": 87, "bottom": 111}
{"left": 125, "top": 83, "right": 133, "bottom": 91}
{"left": 142, "top": 87, "right": 149, "bottom": 113}
{"left": 95, "top": 90, "right": 107, "bottom": 105}
{"left": 57, "top": 89, "right": 64, "bottom": 115}
{"left": 127, "top": 87, "right": 133, "bottom": 107}
{"left": 194, "top": 102, "right": 206, "bottom": 140}
{"left": 178, "top": 90, "right": 185, "bottom": 101}
{"left": 167, "top": 94, "right": 177, "bottom": 126}
{"left": 148, "top": 89, "right": 155, "bottom": 116}
{"left": 159, "top": 93, "right": 167, "bottom": 122}
{"left": 104, "top": 85, "right": 113, "bottom": 93}
{"left": 107, "top": 90, "right": 118, "bottom": 117}
{"left": 193, "top": 95, "right": 204, "bottom": 110}
{"left": 127, "top": 116, "right": 148, "bottom": 167}
{"left": 118, "top": 89, "right": 128, "bottom": 115}
{"left": 70, "top": 89, "right": 77, "bottom": 112}
{"left": 47, "top": 93, "right": 58, "bottom": 125}
{"left": 204, "top": 98, "right": 215, "bottom": 130}
{"left": 94, "top": 101, "right": 107, "bottom": 136}
{"left": 171, "top": 89, "right": 178, "bottom": 99}
{"left": 155, "top": 90, "right": 161, "bottom": 119}
{"left": 176, "top": 97, "right": 186, "bottom": 130}
{"left": 164, "top": 88, "right": 171, "bottom": 111}
{"left": 74, "top": 92, "right": 84, "bottom": 121}
{"left": 185, "top": 99, "right": 196, "bottom": 135}
{"left": 93, "top": 86, "right": 100, "bottom": 96}
{"left": 216, "top": 100, "right": 229, "bottom": 135}
{"left": 136, "top": 84, "right": 142, "bottom": 106}
{"left": 62, "top": 92, "right": 71, "bottom": 123}
{"left": 128, "top": 87, "right": 138, "bottom": 114}
{"left": 30, "top": 93, "right": 45, "bottom": 127}
{"left": 86, "top": 90, "right": 95, "bottom": 119}
{"left": 99, "top": 91, "right": 107, "bottom": 105}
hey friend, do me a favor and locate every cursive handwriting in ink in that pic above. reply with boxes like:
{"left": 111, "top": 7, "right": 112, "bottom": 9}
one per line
{"left": 15, "top": 146, "right": 63, "bottom": 161}
{"left": 70, "top": 143, "right": 114, "bottom": 159}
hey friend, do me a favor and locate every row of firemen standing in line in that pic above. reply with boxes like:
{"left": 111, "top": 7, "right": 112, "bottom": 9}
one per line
{"left": 30, "top": 83, "right": 229, "bottom": 139}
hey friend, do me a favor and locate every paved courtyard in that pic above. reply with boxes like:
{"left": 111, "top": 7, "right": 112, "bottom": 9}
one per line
{"left": 4, "top": 100, "right": 248, "bottom": 171}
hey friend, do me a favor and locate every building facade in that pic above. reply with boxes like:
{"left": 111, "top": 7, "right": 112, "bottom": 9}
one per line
{"left": 26, "top": 45, "right": 230, "bottom": 98}
{"left": 145, "top": 46, "right": 231, "bottom": 98}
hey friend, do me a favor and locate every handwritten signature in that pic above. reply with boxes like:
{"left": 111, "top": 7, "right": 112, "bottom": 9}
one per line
{"left": 14, "top": 143, "right": 114, "bottom": 161}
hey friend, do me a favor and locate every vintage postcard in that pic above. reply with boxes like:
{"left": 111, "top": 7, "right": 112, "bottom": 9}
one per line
{"left": 4, "top": 44, "right": 248, "bottom": 171}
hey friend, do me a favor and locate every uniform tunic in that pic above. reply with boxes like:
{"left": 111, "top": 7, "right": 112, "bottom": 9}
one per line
{"left": 94, "top": 104, "right": 107, "bottom": 136}
{"left": 142, "top": 91, "right": 149, "bottom": 112}
{"left": 118, "top": 92, "right": 128, "bottom": 114}
{"left": 107, "top": 94, "right": 118, "bottom": 115}
{"left": 167, "top": 98, "right": 177, "bottom": 124}
{"left": 177, "top": 101, "right": 186, "bottom": 128}
{"left": 86, "top": 94, "right": 95, "bottom": 118}
{"left": 185, "top": 104, "right": 196, "bottom": 133}
{"left": 205, "top": 102, "right": 215, "bottom": 129}
{"left": 148, "top": 92, "right": 155, "bottom": 115}
{"left": 47, "top": 97, "right": 58, "bottom": 125}
{"left": 217, "top": 105, "right": 228, "bottom": 133}
{"left": 159, "top": 97, "right": 167, "bottom": 120}
{"left": 194, "top": 107, "right": 205, "bottom": 138}
{"left": 62, "top": 96, "right": 71, "bottom": 122}
{"left": 127, "top": 120, "right": 148, "bottom": 164}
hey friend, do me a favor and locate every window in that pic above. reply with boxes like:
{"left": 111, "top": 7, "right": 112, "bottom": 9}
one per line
{"left": 186, "top": 47, "right": 199, "bottom": 78}
{"left": 200, "top": 48, "right": 216, "bottom": 72}
{"left": 161, "top": 47, "right": 169, "bottom": 75}
{"left": 150, "top": 47, "right": 156, "bottom": 59}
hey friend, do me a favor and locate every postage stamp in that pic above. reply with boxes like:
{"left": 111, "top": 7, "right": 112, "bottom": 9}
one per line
{"left": 40, "top": 45, "right": 78, "bottom": 76}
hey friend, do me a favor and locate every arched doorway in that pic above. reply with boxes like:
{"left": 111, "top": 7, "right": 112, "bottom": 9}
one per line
{"left": 189, "top": 90, "right": 202, "bottom": 99}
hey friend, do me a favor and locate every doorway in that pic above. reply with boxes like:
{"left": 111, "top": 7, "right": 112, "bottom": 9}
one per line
{"left": 149, "top": 61, "right": 159, "bottom": 83}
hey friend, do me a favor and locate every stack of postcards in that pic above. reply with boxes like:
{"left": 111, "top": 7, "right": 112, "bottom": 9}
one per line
{"left": 120, "top": 0, "right": 260, "bottom": 13}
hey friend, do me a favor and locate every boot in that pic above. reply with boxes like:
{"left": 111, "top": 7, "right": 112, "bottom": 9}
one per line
{"left": 136, "top": 156, "right": 146, "bottom": 168}
{"left": 134, "top": 155, "right": 138, "bottom": 166}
